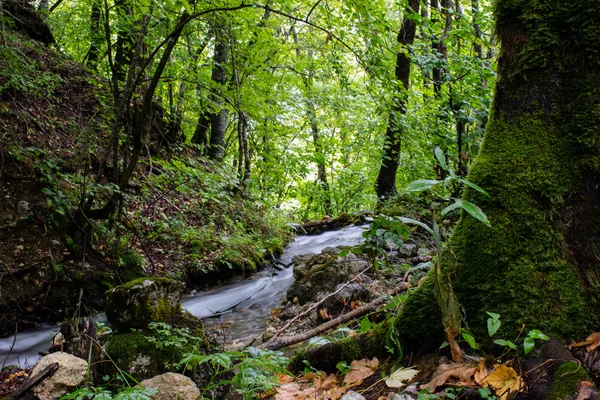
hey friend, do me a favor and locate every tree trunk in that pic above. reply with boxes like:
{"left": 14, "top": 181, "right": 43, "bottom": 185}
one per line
{"left": 374, "top": 0, "right": 420, "bottom": 201}
{"left": 303, "top": 76, "right": 331, "bottom": 215}
{"left": 396, "top": 0, "right": 600, "bottom": 347}
{"left": 206, "top": 22, "right": 230, "bottom": 161}
{"left": 85, "top": 0, "right": 102, "bottom": 70}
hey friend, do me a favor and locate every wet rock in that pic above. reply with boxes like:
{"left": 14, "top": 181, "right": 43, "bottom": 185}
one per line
{"left": 105, "top": 277, "right": 184, "bottom": 331}
{"left": 287, "top": 251, "right": 369, "bottom": 305}
{"left": 139, "top": 372, "right": 200, "bottom": 400}
{"left": 320, "top": 282, "right": 371, "bottom": 316}
{"left": 31, "top": 352, "right": 87, "bottom": 400}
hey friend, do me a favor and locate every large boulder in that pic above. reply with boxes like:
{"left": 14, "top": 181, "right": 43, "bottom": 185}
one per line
{"left": 287, "top": 247, "right": 370, "bottom": 305}
{"left": 31, "top": 352, "right": 87, "bottom": 400}
{"left": 105, "top": 277, "right": 184, "bottom": 331}
{"left": 139, "top": 372, "right": 200, "bottom": 400}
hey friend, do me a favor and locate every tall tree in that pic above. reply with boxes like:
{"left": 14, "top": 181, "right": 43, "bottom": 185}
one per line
{"left": 397, "top": 0, "right": 600, "bottom": 345}
{"left": 374, "top": 0, "right": 420, "bottom": 201}
{"left": 206, "top": 20, "right": 230, "bottom": 161}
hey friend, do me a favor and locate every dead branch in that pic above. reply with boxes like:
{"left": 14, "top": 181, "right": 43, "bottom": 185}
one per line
{"left": 260, "top": 285, "right": 408, "bottom": 351}
{"left": 7, "top": 362, "right": 59, "bottom": 400}
{"left": 266, "top": 266, "right": 372, "bottom": 344}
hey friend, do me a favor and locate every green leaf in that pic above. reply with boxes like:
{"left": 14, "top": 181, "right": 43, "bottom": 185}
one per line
{"left": 487, "top": 313, "right": 501, "bottom": 337}
{"left": 478, "top": 387, "right": 492, "bottom": 398}
{"left": 527, "top": 330, "right": 549, "bottom": 340}
{"left": 434, "top": 147, "right": 448, "bottom": 171}
{"left": 462, "top": 332, "right": 478, "bottom": 349}
{"left": 461, "top": 200, "right": 491, "bottom": 227}
{"left": 486, "top": 312, "right": 500, "bottom": 319}
{"left": 398, "top": 217, "right": 433, "bottom": 235}
{"left": 439, "top": 341, "right": 449, "bottom": 349}
{"left": 441, "top": 199, "right": 462, "bottom": 216}
{"left": 494, "top": 339, "right": 517, "bottom": 350}
{"left": 523, "top": 337, "right": 535, "bottom": 355}
{"left": 404, "top": 179, "right": 443, "bottom": 193}
{"left": 358, "top": 315, "right": 373, "bottom": 333}
{"left": 459, "top": 178, "right": 490, "bottom": 197}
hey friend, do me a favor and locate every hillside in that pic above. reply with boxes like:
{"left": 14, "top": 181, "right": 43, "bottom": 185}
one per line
{"left": 0, "top": 10, "right": 287, "bottom": 336}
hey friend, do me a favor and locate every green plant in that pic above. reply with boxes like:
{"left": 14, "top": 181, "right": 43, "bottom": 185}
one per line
{"left": 60, "top": 386, "right": 158, "bottom": 400}
{"left": 179, "top": 347, "right": 291, "bottom": 400}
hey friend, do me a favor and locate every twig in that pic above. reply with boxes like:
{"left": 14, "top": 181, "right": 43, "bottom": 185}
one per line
{"left": 1, "top": 324, "right": 18, "bottom": 370}
{"left": 260, "top": 295, "right": 390, "bottom": 351}
{"left": 266, "top": 266, "right": 372, "bottom": 344}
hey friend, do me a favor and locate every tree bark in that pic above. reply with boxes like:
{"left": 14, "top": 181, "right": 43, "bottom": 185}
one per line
{"left": 396, "top": 0, "right": 600, "bottom": 347}
{"left": 85, "top": 0, "right": 102, "bottom": 70}
{"left": 374, "top": 0, "right": 420, "bottom": 201}
{"left": 206, "top": 22, "right": 230, "bottom": 161}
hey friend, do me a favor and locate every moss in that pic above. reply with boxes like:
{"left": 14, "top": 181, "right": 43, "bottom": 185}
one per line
{"left": 289, "top": 320, "right": 392, "bottom": 373}
{"left": 395, "top": 0, "right": 600, "bottom": 346}
{"left": 395, "top": 276, "right": 444, "bottom": 349}
{"left": 104, "top": 332, "right": 173, "bottom": 380}
{"left": 548, "top": 362, "right": 592, "bottom": 400}
{"left": 105, "top": 278, "right": 183, "bottom": 331}
{"left": 340, "top": 337, "right": 363, "bottom": 361}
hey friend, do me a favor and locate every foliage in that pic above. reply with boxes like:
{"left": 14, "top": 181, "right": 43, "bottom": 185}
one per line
{"left": 60, "top": 386, "right": 158, "bottom": 400}
{"left": 179, "top": 347, "right": 291, "bottom": 399}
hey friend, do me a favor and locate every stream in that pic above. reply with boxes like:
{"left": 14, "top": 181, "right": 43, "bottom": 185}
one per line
{"left": 0, "top": 225, "right": 366, "bottom": 368}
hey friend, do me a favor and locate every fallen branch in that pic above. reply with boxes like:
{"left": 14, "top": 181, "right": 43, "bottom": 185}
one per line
{"left": 260, "top": 284, "right": 409, "bottom": 351}
{"left": 267, "top": 266, "right": 372, "bottom": 344}
{"left": 7, "top": 362, "right": 59, "bottom": 400}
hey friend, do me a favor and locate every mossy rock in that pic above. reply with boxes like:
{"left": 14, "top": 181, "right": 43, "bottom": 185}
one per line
{"left": 101, "top": 312, "right": 227, "bottom": 393}
{"left": 105, "top": 277, "right": 184, "bottom": 332}
{"left": 548, "top": 361, "right": 594, "bottom": 400}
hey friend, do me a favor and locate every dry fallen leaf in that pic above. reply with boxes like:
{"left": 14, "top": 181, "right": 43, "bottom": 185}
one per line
{"left": 319, "top": 308, "right": 332, "bottom": 320}
{"left": 479, "top": 364, "right": 523, "bottom": 400}
{"left": 573, "top": 332, "right": 600, "bottom": 352}
{"left": 385, "top": 367, "right": 419, "bottom": 389}
{"left": 343, "top": 358, "right": 380, "bottom": 387}
{"left": 422, "top": 362, "right": 479, "bottom": 393}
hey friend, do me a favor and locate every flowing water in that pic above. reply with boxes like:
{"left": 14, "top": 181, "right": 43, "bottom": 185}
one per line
{"left": 0, "top": 225, "right": 366, "bottom": 368}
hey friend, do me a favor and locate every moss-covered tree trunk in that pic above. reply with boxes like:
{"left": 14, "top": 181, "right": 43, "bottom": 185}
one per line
{"left": 397, "top": 0, "right": 600, "bottom": 346}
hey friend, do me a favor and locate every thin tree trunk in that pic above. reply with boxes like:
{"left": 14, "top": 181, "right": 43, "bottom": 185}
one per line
{"left": 374, "top": 0, "right": 420, "bottom": 201}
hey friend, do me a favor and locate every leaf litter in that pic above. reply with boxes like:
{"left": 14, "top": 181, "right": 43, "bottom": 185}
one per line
{"left": 274, "top": 358, "right": 380, "bottom": 400}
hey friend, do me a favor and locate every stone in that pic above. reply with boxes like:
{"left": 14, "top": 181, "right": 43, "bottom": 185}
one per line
{"left": 399, "top": 243, "right": 417, "bottom": 257}
{"left": 105, "top": 277, "right": 184, "bottom": 331}
{"left": 341, "top": 391, "right": 366, "bottom": 400}
{"left": 320, "top": 282, "right": 371, "bottom": 316}
{"left": 287, "top": 251, "right": 370, "bottom": 305}
{"left": 31, "top": 352, "right": 88, "bottom": 400}
{"left": 139, "top": 372, "right": 200, "bottom": 400}
{"left": 417, "top": 247, "right": 430, "bottom": 257}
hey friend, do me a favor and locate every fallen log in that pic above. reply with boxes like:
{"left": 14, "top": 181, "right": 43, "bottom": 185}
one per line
{"left": 7, "top": 362, "right": 59, "bottom": 400}
{"left": 259, "top": 295, "right": 389, "bottom": 350}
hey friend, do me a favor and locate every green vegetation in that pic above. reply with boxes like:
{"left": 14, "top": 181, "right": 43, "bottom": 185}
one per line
{"left": 3, "top": 0, "right": 600, "bottom": 398}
